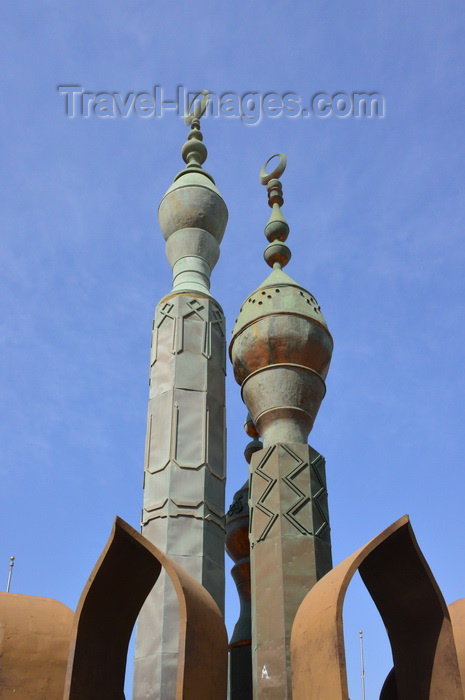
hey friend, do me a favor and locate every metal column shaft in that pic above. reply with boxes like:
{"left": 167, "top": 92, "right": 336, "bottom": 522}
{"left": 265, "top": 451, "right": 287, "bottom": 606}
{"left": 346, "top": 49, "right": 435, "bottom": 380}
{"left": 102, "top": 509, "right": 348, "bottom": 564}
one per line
{"left": 249, "top": 443, "right": 332, "bottom": 698}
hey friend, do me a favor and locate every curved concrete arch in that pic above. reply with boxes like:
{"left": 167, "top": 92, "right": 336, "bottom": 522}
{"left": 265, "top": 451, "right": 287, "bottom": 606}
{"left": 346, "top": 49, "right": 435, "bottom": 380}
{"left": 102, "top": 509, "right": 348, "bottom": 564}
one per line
{"left": 291, "top": 515, "right": 464, "bottom": 700}
{"left": 379, "top": 598, "right": 465, "bottom": 699}
{"left": 0, "top": 592, "right": 73, "bottom": 699}
{"left": 449, "top": 599, "right": 465, "bottom": 689}
{"left": 63, "top": 516, "right": 227, "bottom": 700}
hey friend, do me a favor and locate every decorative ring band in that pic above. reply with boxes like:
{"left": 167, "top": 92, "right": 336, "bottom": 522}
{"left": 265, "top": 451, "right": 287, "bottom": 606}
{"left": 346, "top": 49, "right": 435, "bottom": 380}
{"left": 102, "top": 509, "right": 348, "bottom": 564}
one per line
{"left": 240, "top": 362, "right": 326, "bottom": 397}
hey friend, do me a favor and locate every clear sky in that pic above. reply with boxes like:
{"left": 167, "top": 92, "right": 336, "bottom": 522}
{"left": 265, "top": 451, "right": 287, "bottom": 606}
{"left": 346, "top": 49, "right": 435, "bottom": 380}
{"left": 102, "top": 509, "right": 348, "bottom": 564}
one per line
{"left": 1, "top": 1, "right": 465, "bottom": 697}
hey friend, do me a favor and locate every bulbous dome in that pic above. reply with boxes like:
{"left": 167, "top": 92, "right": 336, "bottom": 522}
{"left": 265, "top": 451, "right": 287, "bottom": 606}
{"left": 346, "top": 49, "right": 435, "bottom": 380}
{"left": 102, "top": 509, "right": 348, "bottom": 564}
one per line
{"left": 158, "top": 170, "right": 228, "bottom": 243}
{"left": 230, "top": 267, "right": 332, "bottom": 382}
{"left": 225, "top": 480, "right": 250, "bottom": 563}
{"left": 229, "top": 267, "right": 333, "bottom": 446}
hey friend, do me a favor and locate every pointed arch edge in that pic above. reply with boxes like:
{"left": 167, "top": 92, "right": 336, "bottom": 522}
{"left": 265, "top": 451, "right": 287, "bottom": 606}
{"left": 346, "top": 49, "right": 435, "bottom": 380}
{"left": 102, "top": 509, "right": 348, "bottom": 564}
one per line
{"left": 291, "top": 515, "right": 463, "bottom": 700}
{"left": 64, "top": 516, "right": 227, "bottom": 700}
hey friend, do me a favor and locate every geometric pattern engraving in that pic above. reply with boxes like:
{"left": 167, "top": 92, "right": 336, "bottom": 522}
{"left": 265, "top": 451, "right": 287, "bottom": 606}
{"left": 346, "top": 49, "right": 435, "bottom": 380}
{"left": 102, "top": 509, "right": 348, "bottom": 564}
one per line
{"left": 152, "top": 297, "right": 226, "bottom": 363}
{"left": 204, "top": 307, "right": 226, "bottom": 364}
{"left": 178, "top": 299, "right": 206, "bottom": 356}
{"left": 186, "top": 298, "right": 205, "bottom": 317}
{"left": 250, "top": 445, "right": 329, "bottom": 543}
{"left": 143, "top": 497, "right": 225, "bottom": 530}
{"left": 146, "top": 390, "right": 173, "bottom": 473}
{"left": 249, "top": 444, "right": 333, "bottom": 700}
{"left": 310, "top": 453, "right": 329, "bottom": 538}
{"left": 151, "top": 297, "right": 226, "bottom": 378}
{"left": 251, "top": 446, "right": 279, "bottom": 543}
{"left": 158, "top": 301, "right": 175, "bottom": 326}
{"left": 282, "top": 447, "right": 329, "bottom": 538}
{"left": 155, "top": 302, "right": 176, "bottom": 359}
{"left": 173, "top": 304, "right": 192, "bottom": 355}
{"left": 145, "top": 393, "right": 225, "bottom": 478}
{"left": 171, "top": 391, "right": 207, "bottom": 468}
{"left": 138, "top": 288, "right": 226, "bottom": 699}
{"left": 282, "top": 445, "right": 312, "bottom": 535}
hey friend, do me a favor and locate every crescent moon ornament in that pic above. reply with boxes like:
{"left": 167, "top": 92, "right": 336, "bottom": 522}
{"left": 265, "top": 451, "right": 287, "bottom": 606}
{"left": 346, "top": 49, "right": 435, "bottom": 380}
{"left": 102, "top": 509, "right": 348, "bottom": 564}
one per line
{"left": 184, "top": 90, "right": 211, "bottom": 125}
{"left": 259, "top": 153, "right": 287, "bottom": 185}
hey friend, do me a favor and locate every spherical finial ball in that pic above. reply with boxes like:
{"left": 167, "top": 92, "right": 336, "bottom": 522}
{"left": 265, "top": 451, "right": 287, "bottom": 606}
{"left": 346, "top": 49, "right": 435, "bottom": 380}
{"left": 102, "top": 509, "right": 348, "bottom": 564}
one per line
{"left": 225, "top": 481, "right": 250, "bottom": 563}
{"left": 265, "top": 218, "right": 289, "bottom": 243}
{"left": 181, "top": 137, "right": 207, "bottom": 165}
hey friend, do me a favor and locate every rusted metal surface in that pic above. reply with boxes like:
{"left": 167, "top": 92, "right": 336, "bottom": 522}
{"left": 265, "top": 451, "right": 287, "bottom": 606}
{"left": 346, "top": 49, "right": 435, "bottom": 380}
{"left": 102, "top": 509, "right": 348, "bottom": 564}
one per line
{"left": 64, "top": 516, "right": 228, "bottom": 700}
{"left": 249, "top": 442, "right": 332, "bottom": 698}
{"left": 379, "top": 597, "right": 465, "bottom": 698}
{"left": 0, "top": 592, "right": 73, "bottom": 699}
{"left": 229, "top": 272, "right": 333, "bottom": 447}
{"left": 291, "top": 515, "right": 464, "bottom": 700}
{"left": 226, "top": 479, "right": 252, "bottom": 649}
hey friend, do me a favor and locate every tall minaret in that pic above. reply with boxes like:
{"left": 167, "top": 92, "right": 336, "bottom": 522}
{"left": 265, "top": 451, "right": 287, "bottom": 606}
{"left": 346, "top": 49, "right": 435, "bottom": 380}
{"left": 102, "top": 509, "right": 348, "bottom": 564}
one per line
{"left": 229, "top": 154, "right": 333, "bottom": 698}
{"left": 134, "top": 99, "right": 228, "bottom": 698}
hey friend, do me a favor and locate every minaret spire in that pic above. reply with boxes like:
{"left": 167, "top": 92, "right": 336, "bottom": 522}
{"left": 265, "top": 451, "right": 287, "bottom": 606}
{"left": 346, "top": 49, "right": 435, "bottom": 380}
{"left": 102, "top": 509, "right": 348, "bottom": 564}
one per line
{"left": 133, "top": 99, "right": 228, "bottom": 699}
{"left": 179, "top": 93, "right": 210, "bottom": 175}
{"left": 260, "top": 153, "right": 292, "bottom": 270}
{"left": 158, "top": 93, "right": 226, "bottom": 298}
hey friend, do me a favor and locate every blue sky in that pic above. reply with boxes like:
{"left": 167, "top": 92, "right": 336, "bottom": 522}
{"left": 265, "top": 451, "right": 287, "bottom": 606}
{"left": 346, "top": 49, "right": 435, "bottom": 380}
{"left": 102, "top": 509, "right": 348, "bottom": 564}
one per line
{"left": 1, "top": 1, "right": 465, "bottom": 697}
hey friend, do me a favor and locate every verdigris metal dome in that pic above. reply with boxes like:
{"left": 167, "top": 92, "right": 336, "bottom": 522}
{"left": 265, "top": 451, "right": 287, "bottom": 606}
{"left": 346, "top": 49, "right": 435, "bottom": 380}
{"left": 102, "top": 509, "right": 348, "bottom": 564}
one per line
{"left": 229, "top": 155, "right": 333, "bottom": 447}
{"left": 159, "top": 170, "right": 227, "bottom": 243}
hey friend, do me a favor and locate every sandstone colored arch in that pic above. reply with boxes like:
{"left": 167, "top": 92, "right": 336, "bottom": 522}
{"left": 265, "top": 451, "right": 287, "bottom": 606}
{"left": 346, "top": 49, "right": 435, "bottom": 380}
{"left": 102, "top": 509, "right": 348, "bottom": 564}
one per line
{"left": 449, "top": 599, "right": 465, "bottom": 689}
{"left": 0, "top": 592, "right": 73, "bottom": 699}
{"left": 291, "top": 515, "right": 464, "bottom": 700}
{"left": 64, "top": 516, "right": 228, "bottom": 700}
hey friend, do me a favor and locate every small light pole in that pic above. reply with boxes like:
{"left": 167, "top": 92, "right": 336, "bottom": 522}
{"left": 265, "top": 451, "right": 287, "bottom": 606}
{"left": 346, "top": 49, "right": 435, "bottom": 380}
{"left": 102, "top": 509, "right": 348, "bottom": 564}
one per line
{"left": 6, "top": 556, "right": 15, "bottom": 593}
{"left": 359, "top": 630, "right": 366, "bottom": 700}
